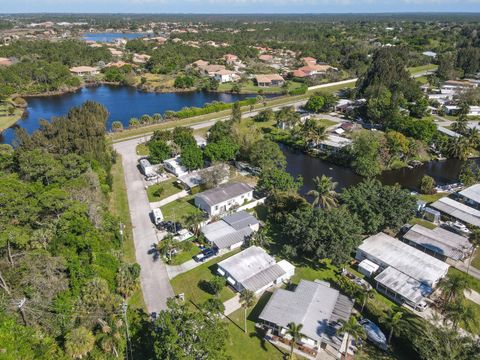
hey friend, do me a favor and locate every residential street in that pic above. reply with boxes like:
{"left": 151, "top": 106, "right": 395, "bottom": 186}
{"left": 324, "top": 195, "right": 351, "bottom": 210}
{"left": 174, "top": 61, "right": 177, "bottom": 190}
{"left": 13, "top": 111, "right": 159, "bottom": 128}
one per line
{"left": 114, "top": 138, "right": 174, "bottom": 313}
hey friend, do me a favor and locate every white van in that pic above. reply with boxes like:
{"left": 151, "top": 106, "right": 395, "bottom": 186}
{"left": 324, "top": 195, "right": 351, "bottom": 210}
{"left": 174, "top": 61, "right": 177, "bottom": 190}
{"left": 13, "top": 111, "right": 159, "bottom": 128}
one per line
{"left": 151, "top": 208, "right": 164, "bottom": 226}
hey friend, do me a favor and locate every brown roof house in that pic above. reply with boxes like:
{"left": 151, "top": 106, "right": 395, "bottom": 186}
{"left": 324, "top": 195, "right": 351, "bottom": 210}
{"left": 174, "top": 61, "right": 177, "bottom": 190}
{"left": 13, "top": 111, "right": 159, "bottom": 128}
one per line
{"left": 255, "top": 74, "right": 285, "bottom": 87}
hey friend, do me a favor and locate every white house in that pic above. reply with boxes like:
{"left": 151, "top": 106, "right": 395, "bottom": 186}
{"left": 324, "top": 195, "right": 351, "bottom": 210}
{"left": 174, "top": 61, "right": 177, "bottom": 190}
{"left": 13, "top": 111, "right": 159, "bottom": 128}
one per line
{"left": 194, "top": 182, "right": 253, "bottom": 216}
{"left": 69, "top": 66, "right": 99, "bottom": 76}
{"left": 163, "top": 157, "right": 188, "bottom": 177}
{"left": 213, "top": 69, "right": 237, "bottom": 83}
{"left": 217, "top": 246, "right": 295, "bottom": 293}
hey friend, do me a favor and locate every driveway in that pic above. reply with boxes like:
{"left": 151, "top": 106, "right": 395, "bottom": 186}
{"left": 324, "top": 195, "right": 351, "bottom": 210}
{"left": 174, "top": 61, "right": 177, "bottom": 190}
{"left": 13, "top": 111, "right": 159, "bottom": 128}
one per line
{"left": 114, "top": 138, "right": 174, "bottom": 313}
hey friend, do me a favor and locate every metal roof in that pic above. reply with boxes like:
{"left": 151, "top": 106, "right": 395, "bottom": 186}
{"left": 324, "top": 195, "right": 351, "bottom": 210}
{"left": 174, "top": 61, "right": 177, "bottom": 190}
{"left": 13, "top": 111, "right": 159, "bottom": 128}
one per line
{"left": 357, "top": 233, "right": 449, "bottom": 287}
{"left": 195, "top": 182, "right": 252, "bottom": 206}
{"left": 403, "top": 224, "right": 472, "bottom": 261}
{"left": 201, "top": 211, "right": 259, "bottom": 249}
{"left": 459, "top": 184, "right": 480, "bottom": 204}
{"left": 431, "top": 197, "right": 480, "bottom": 227}
{"left": 375, "top": 266, "right": 432, "bottom": 304}
{"left": 222, "top": 211, "right": 259, "bottom": 230}
{"left": 259, "top": 280, "right": 353, "bottom": 344}
{"left": 218, "top": 246, "right": 289, "bottom": 292}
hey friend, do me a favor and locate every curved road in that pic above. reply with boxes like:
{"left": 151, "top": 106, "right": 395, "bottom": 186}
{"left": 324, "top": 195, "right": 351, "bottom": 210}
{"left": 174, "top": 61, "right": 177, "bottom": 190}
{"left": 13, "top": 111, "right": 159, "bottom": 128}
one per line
{"left": 114, "top": 139, "right": 174, "bottom": 313}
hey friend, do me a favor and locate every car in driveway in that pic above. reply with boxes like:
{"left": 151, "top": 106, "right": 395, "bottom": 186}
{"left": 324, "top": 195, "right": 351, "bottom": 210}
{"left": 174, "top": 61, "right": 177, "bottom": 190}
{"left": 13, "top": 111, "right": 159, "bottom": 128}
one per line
{"left": 194, "top": 248, "right": 218, "bottom": 262}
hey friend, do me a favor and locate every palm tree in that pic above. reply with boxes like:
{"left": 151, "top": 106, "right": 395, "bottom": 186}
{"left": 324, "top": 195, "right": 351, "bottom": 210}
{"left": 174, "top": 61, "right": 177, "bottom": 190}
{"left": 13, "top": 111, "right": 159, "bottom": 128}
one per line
{"left": 97, "top": 317, "right": 123, "bottom": 357}
{"left": 154, "top": 234, "right": 177, "bottom": 263}
{"left": 468, "top": 127, "right": 480, "bottom": 148}
{"left": 449, "top": 136, "right": 471, "bottom": 161}
{"left": 184, "top": 212, "right": 205, "bottom": 237}
{"left": 359, "top": 287, "right": 374, "bottom": 313}
{"left": 339, "top": 316, "right": 365, "bottom": 358}
{"left": 65, "top": 326, "right": 95, "bottom": 359}
{"left": 239, "top": 289, "right": 255, "bottom": 334}
{"left": 301, "top": 119, "right": 327, "bottom": 148}
{"left": 452, "top": 116, "right": 468, "bottom": 135}
{"left": 307, "top": 175, "right": 338, "bottom": 209}
{"left": 383, "top": 310, "right": 403, "bottom": 345}
{"left": 443, "top": 300, "right": 478, "bottom": 331}
{"left": 438, "top": 273, "right": 469, "bottom": 309}
{"left": 111, "top": 121, "right": 124, "bottom": 132}
{"left": 286, "top": 322, "right": 305, "bottom": 359}
{"left": 467, "top": 230, "right": 480, "bottom": 275}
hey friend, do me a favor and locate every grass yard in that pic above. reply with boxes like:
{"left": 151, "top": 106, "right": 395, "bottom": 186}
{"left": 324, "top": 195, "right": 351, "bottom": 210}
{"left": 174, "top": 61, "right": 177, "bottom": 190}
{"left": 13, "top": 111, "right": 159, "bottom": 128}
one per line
{"left": 290, "top": 259, "right": 339, "bottom": 285}
{"left": 109, "top": 156, "right": 146, "bottom": 310}
{"left": 160, "top": 195, "right": 202, "bottom": 224}
{"left": 147, "top": 178, "right": 183, "bottom": 202}
{"left": 448, "top": 268, "right": 480, "bottom": 294}
{"left": 136, "top": 143, "right": 150, "bottom": 156}
{"left": 171, "top": 250, "right": 239, "bottom": 305}
{"left": 169, "top": 243, "right": 199, "bottom": 265}
{"left": 415, "top": 192, "right": 447, "bottom": 204}
{"left": 410, "top": 217, "right": 437, "bottom": 229}
{"left": 462, "top": 300, "right": 480, "bottom": 334}
{"left": 0, "top": 103, "right": 23, "bottom": 131}
{"left": 471, "top": 249, "right": 480, "bottom": 270}
{"left": 316, "top": 118, "right": 337, "bottom": 128}
{"left": 218, "top": 80, "right": 303, "bottom": 95}
{"left": 407, "top": 64, "right": 438, "bottom": 75}
{"left": 224, "top": 291, "right": 286, "bottom": 360}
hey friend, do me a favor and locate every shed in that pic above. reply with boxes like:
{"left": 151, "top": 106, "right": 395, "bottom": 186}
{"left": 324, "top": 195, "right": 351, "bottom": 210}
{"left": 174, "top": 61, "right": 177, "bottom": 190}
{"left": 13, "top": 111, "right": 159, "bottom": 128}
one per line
{"left": 358, "top": 259, "right": 380, "bottom": 277}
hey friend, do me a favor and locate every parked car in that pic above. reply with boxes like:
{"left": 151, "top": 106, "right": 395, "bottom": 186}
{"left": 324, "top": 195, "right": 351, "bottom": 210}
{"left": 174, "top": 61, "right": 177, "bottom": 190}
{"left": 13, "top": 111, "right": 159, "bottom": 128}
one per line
{"left": 194, "top": 248, "right": 218, "bottom": 262}
{"left": 157, "top": 220, "right": 183, "bottom": 233}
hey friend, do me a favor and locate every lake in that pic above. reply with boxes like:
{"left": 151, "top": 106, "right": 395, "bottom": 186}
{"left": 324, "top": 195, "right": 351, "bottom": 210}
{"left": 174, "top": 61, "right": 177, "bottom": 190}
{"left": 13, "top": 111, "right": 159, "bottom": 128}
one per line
{"left": 281, "top": 144, "right": 474, "bottom": 194}
{"left": 83, "top": 32, "right": 147, "bottom": 42}
{"left": 1, "top": 85, "right": 258, "bottom": 144}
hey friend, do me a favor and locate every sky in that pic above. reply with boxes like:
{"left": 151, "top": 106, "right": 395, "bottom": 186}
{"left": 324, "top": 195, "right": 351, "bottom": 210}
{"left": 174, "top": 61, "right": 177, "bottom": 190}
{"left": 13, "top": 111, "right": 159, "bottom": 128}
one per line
{"left": 2, "top": 0, "right": 480, "bottom": 14}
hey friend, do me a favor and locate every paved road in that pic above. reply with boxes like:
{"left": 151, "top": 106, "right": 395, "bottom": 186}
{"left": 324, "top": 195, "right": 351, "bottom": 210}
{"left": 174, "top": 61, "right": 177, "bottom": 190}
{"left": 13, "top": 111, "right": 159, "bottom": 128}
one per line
{"left": 114, "top": 139, "right": 174, "bottom": 313}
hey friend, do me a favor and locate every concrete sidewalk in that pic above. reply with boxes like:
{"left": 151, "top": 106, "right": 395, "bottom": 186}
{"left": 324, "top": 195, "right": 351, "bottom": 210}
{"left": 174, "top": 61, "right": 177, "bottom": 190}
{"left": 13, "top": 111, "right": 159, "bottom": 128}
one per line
{"left": 224, "top": 294, "right": 241, "bottom": 316}
{"left": 150, "top": 190, "right": 189, "bottom": 209}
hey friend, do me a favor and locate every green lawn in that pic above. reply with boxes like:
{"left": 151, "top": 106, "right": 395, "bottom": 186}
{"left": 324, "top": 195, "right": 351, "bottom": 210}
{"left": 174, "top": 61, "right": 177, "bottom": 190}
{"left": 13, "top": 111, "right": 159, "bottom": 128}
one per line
{"left": 169, "top": 243, "right": 199, "bottom": 265}
{"left": 224, "top": 291, "right": 285, "bottom": 360}
{"left": 407, "top": 64, "right": 438, "bottom": 75}
{"left": 170, "top": 250, "right": 239, "bottom": 305}
{"left": 160, "top": 195, "right": 202, "bottom": 224}
{"left": 316, "top": 118, "right": 337, "bottom": 128}
{"left": 0, "top": 103, "right": 23, "bottom": 132}
{"left": 109, "top": 156, "right": 146, "bottom": 310}
{"left": 136, "top": 143, "right": 150, "bottom": 156}
{"left": 463, "top": 300, "right": 480, "bottom": 334}
{"left": 471, "top": 250, "right": 480, "bottom": 270}
{"left": 410, "top": 217, "right": 437, "bottom": 229}
{"left": 415, "top": 192, "right": 447, "bottom": 204}
{"left": 448, "top": 268, "right": 480, "bottom": 294}
{"left": 290, "top": 259, "right": 339, "bottom": 285}
{"left": 147, "top": 178, "right": 183, "bottom": 202}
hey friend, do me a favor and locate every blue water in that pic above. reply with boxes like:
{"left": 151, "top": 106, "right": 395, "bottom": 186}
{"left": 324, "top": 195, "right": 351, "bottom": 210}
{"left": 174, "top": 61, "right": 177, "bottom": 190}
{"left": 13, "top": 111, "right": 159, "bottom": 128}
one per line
{"left": 0, "top": 85, "right": 258, "bottom": 144}
{"left": 83, "top": 32, "right": 147, "bottom": 43}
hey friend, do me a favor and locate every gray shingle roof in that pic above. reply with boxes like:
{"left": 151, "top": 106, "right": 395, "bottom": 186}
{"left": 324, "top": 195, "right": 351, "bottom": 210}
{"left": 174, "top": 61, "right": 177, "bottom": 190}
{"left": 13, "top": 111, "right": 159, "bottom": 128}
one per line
{"left": 431, "top": 197, "right": 480, "bottom": 227}
{"left": 403, "top": 224, "right": 472, "bottom": 261}
{"left": 259, "top": 280, "right": 353, "bottom": 345}
{"left": 195, "top": 182, "right": 252, "bottom": 207}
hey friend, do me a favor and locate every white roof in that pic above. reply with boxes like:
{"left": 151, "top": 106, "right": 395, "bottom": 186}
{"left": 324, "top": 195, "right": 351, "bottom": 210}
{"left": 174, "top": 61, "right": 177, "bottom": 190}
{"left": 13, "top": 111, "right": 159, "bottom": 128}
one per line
{"left": 358, "top": 259, "right": 380, "bottom": 273}
{"left": 163, "top": 157, "right": 188, "bottom": 173}
{"left": 320, "top": 134, "right": 352, "bottom": 148}
{"left": 459, "top": 184, "right": 480, "bottom": 204}
{"left": 375, "top": 266, "right": 432, "bottom": 304}
{"left": 357, "top": 233, "right": 449, "bottom": 287}
{"left": 218, "top": 246, "right": 289, "bottom": 292}
{"left": 431, "top": 197, "right": 480, "bottom": 227}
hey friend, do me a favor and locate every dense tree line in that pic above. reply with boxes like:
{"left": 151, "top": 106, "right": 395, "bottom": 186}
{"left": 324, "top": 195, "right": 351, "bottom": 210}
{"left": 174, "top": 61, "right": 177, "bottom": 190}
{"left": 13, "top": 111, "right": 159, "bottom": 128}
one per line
{"left": 0, "top": 102, "right": 140, "bottom": 359}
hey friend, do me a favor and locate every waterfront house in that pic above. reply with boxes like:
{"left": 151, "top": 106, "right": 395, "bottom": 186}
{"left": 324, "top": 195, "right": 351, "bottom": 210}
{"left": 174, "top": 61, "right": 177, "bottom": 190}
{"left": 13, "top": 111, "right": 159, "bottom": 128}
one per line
{"left": 356, "top": 233, "right": 449, "bottom": 309}
{"left": 69, "top": 66, "right": 99, "bottom": 76}
{"left": 194, "top": 182, "right": 253, "bottom": 216}
{"left": 217, "top": 246, "right": 294, "bottom": 293}
{"left": 255, "top": 74, "right": 285, "bottom": 87}
{"left": 213, "top": 69, "right": 237, "bottom": 83}
{"left": 259, "top": 279, "right": 354, "bottom": 359}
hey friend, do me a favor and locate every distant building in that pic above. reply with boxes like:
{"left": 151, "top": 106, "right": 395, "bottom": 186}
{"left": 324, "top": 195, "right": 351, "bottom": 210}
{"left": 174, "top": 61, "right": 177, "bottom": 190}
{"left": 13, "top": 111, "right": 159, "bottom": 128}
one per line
{"left": 0, "top": 57, "right": 12, "bottom": 66}
{"left": 132, "top": 53, "right": 151, "bottom": 64}
{"left": 459, "top": 184, "right": 480, "bottom": 207}
{"left": 201, "top": 211, "right": 260, "bottom": 250}
{"left": 422, "top": 51, "right": 437, "bottom": 58}
{"left": 255, "top": 74, "right": 285, "bottom": 87}
{"left": 302, "top": 56, "right": 317, "bottom": 66}
{"left": 223, "top": 54, "right": 239, "bottom": 65}
{"left": 292, "top": 64, "right": 334, "bottom": 78}
{"left": 259, "top": 279, "right": 354, "bottom": 358}
{"left": 69, "top": 66, "right": 99, "bottom": 76}
{"left": 194, "top": 182, "right": 253, "bottom": 216}
{"left": 217, "top": 246, "right": 295, "bottom": 293}
{"left": 213, "top": 69, "right": 237, "bottom": 83}
{"left": 317, "top": 134, "right": 352, "bottom": 153}
{"left": 258, "top": 54, "right": 273, "bottom": 62}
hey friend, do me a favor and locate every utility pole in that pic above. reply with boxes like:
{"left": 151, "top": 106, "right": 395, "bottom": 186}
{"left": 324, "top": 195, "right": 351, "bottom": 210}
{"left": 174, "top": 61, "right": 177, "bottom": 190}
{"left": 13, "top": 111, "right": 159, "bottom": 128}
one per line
{"left": 122, "top": 302, "right": 133, "bottom": 360}
{"left": 119, "top": 222, "right": 124, "bottom": 243}
{"left": 17, "top": 297, "right": 27, "bottom": 326}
